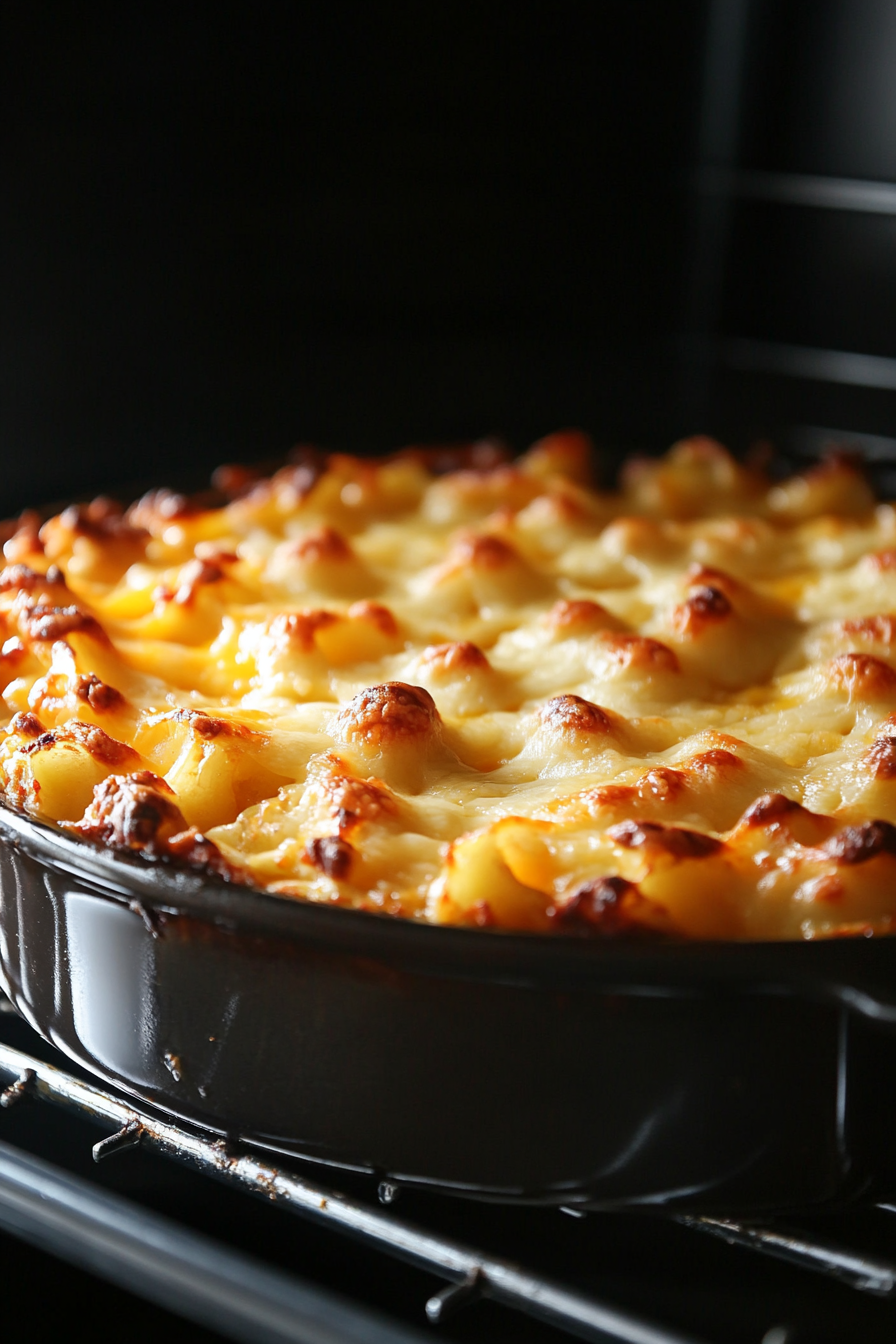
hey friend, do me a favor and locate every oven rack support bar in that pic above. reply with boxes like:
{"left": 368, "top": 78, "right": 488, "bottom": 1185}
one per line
{"left": 677, "top": 1216, "right": 896, "bottom": 1297}
{"left": 0, "top": 1041, "right": 705, "bottom": 1344}
{"left": 0, "top": 1137, "right": 427, "bottom": 1344}
{"left": 697, "top": 167, "right": 896, "bottom": 218}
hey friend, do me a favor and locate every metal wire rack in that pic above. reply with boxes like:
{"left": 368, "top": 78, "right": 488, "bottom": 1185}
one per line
{"left": 1, "top": 1001, "right": 896, "bottom": 1344}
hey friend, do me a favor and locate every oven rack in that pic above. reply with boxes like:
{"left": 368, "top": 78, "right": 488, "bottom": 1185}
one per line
{"left": 1, "top": 1012, "right": 896, "bottom": 1344}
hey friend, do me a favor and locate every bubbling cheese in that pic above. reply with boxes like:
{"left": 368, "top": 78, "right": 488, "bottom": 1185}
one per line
{"left": 3, "top": 433, "right": 896, "bottom": 940}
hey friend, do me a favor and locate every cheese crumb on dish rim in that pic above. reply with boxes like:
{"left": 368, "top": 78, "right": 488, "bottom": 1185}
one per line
{"left": 3, "top": 431, "right": 896, "bottom": 941}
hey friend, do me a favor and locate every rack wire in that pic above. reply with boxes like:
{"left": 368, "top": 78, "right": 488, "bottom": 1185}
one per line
{"left": 2, "top": 1024, "right": 896, "bottom": 1343}
{"left": 0, "top": 1039, "right": 703, "bottom": 1344}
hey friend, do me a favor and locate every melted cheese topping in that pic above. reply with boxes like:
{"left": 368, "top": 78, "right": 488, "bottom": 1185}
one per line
{"left": 3, "top": 432, "right": 896, "bottom": 940}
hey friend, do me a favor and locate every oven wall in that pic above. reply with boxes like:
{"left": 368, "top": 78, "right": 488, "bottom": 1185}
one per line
{"left": 687, "top": 0, "right": 896, "bottom": 460}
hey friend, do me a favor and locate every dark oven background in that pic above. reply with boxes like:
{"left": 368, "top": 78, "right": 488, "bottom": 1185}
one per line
{"left": 1, "top": 1, "right": 896, "bottom": 511}
{"left": 4, "top": 9, "right": 896, "bottom": 1344}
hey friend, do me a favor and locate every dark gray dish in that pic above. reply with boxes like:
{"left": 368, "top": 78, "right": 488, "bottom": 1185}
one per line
{"left": 2, "top": 801, "right": 896, "bottom": 1215}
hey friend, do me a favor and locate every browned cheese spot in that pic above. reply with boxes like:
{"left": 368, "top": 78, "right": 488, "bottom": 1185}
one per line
{"left": 638, "top": 767, "right": 686, "bottom": 803}
{"left": 172, "top": 709, "right": 258, "bottom": 741}
{"left": 821, "top": 820, "right": 896, "bottom": 865}
{"left": 420, "top": 641, "right": 490, "bottom": 674}
{"left": 607, "top": 818, "right": 722, "bottom": 858}
{"left": 162, "top": 828, "right": 238, "bottom": 876}
{"left": 127, "top": 488, "right": 200, "bottom": 529}
{"left": 306, "top": 835, "right": 354, "bottom": 880}
{"left": 578, "top": 783, "right": 637, "bottom": 812}
{"left": 550, "top": 876, "right": 662, "bottom": 937}
{"left": 449, "top": 532, "right": 519, "bottom": 571}
{"left": 335, "top": 682, "right": 441, "bottom": 747}
{"left": 687, "top": 563, "right": 743, "bottom": 595}
{"left": 865, "top": 735, "right": 896, "bottom": 780}
{"left": 670, "top": 585, "right": 732, "bottom": 638}
{"left": 0, "top": 564, "right": 67, "bottom": 594}
{"left": 292, "top": 526, "right": 354, "bottom": 565}
{"left": 336, "top": 791, "right": 397, "bottom": 838}
{"left": 169, "top": 558, "right": 227, "bottom": 606}
{"left": 686, "top": 585, "right": 732, "bottom": 618}
{"left": 347, "top": 601, "right": 399, "bottom": 638}
{"left": 538, "top": 694, "right": 612, "bottom": 736}
{"left": 50, "top": 498, "right": 144, "bottom": 543}
{"left": 827, "top": 652, "right": 896, "bottom": 700}
{"left": 435, "top": 464, "right": 540, "bottom": 514}
{"left": 268, "top": 609, "right": 339, "bottom": 652}
{"left": 738, "top": 792, "right": 803, "bottom": 827}
{"left": 20, "top": 603, "right": 108, "bottom": 646}
{"left": 685, "top": 748, "right": 743, "bottom": 780}
{"left": 75, "top": 673, "right": 125, "bottom": 713}
{"left": 541, "top": 782, "right": 636, "bottom": 822}
{"left": 24, "top": 720, "right": 139, "bottom": 769}
{"left": 9, "top": 711, "right": 44, "bottom": 739}
{"left": 537, "top": 492, "right": 589, "bottom": 525}
{"left": 599, "top": 633, "right": 680, "bottom": 673}
{"left": 73, "top": 770, "right": 186, "bottom": 850}
{"left": 523, "top": 428, "right": 594, "bottom": 484}
{"left": 734, "top": 792, "right": 833, "bottom": 846}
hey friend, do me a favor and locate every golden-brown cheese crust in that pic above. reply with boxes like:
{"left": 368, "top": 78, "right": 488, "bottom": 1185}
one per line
{"left": 597, "top": 633, "right": 680, "bottom": 676}
{"left": 74, "top": 770, "right": 187, "bottom": 848}
{"left": 335, "top": 682, "right": 441, "bottom": 747}
{"left": 4, "top": 435, "right": 896, "bottom": 939}
{"left": 19, "top": 603, "right": 109, "bottom": 646}
{"left": 24, "top": 720, "right": 139, "bottom": 769}
{"left": 421, "top": 641, "right": 490, "bottom": 673}
{"left": 538, "top": 694, "right": 612, "bottom": 738}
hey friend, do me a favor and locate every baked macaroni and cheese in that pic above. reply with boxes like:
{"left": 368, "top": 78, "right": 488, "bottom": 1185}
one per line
{"left": 2, "top": 433, "right": 896, "bottom": 941}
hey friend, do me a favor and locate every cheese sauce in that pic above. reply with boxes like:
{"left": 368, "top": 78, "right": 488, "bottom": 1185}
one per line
{"left": 2, "top": 433, "right": 896, "bottom": 940}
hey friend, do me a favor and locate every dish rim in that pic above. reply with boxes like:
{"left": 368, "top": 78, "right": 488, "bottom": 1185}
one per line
{"left": 4, "top": 800, "right": 896, "bottom": 1017}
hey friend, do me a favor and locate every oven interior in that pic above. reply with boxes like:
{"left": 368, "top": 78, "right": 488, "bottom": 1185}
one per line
{"left": 3, "top": 2, "right": 896, "bottom": 1340}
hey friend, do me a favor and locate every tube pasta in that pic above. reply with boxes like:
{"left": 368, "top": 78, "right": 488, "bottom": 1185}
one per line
{"left": 1, "top": 435, "right": 896, "bottom": 940}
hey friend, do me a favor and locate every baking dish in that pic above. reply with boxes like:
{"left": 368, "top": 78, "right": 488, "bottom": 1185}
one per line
{"left": 3, "top": 800, "right": 896, "bottom": 1216}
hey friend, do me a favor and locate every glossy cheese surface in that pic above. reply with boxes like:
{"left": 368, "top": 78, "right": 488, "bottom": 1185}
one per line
{"left": 2, "top": 433, "right": 896, "bottom": 940}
